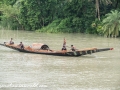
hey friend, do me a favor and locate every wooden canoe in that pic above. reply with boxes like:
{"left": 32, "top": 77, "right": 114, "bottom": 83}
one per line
{"left": 0, "top": 42, "right": 113, "bottom": 57}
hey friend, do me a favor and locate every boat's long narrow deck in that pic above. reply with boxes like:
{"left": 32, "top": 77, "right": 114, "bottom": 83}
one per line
{"left": 0, "top": 42, "right": 113, "bottom": 56}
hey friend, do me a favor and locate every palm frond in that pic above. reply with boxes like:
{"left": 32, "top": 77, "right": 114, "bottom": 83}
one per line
{"left": 102, "top": 10, "right": 120, "bottom": 37}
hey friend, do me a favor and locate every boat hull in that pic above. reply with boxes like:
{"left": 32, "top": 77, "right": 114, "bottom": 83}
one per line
{"left": 0, "top": 43, "right": 113, "bottom": 57}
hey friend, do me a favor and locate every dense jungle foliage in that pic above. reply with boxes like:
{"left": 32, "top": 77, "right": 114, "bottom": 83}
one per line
{"left": 0, "top": 0, "right": 120, "bottom": 37}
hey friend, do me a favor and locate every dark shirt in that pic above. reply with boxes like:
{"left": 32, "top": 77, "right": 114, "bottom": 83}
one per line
{"left": 19, "top": 43, "right": 24, "bottom": 49}
{"left": 62, "top": 46, "right": 67, "bottom": 50}
{"left": 10, "top": 41, "right": 14, "bottom": 44}
{"left": 71, "top": 46, "right": 75, "bottom": 51}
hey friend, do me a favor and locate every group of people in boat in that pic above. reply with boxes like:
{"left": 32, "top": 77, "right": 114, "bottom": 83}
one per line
{"left": 9, "top": 38, "right": 76, "bottom": 51}
{"left": 61, "top": 38, "right": 76, "bottom": 51}
{"left": 9, "top": 38, "right": 24, "bottom": 49}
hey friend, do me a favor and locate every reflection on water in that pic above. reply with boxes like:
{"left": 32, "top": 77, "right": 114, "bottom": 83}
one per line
{"left": 0, "top": 30, "right": 120, "bottom": 90}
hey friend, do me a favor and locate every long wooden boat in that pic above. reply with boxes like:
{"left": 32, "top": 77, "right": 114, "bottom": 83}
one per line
{"left": 0, "top": 42, "right": 113, "bottom": 57}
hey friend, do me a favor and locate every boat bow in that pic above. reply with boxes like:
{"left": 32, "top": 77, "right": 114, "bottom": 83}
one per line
{"left": 96, "top": 48, "right": 113, "bottom": 52}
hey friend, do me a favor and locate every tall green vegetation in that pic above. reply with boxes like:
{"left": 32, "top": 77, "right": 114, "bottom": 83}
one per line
{"left": 0, "top": 0, "right": 20, "bottom": 30}
{"left": 0, "top": 0, "right": 120, "bottom": 37}
{"left": 19, "top": 0, "right": 56, "bottom": 30}
{"left": 37, "top": 0, "right": 96, "bottom": 33}
{"left": 102, "top": 10, "right": 120, "bottom": 37}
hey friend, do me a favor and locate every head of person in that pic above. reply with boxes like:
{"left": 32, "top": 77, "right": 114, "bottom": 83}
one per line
{"left": 11, "top": 38, "right": 13, "bottom": 40}
{"left": 20, "top": 42, "right": 22, "bottom": 44}
{"left": 71, "top": 45, "right": 73, "bottom": 47}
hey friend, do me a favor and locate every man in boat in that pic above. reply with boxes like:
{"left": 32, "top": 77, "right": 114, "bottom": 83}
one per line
{"left": 71, "top": 45, "right": 76, "bottom": 51}
{"left": 62, "top": 46, "right": 67, "bottom": 51}
{"left": 61, "top": 38, "right": 67, "bottom": 51}
{"left": 9, "top": 38, "right": 14, "bottom": 45}
{"left": 18, "top": 42, "right": 24, "bottom": 49}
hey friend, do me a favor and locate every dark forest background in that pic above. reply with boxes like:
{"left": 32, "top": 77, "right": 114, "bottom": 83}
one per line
{"left": 0, "top": 0, "right": 120, "bottom": 37}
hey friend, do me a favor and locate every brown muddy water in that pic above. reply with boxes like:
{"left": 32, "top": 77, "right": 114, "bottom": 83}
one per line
{"left": 0, "top": 30, "right": 120, "bottom": 90}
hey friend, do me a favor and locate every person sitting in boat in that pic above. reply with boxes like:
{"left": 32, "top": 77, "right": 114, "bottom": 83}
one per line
{"left": 9, "top": 38, "right": 14, "bottom": 45}
{"left": 61, "top": 38, "right": 67, "bottom": 51}
{"left": 62, "top": 46, "right": 67, "bottom": 51}
{"left": 18, "top": 42, "right": 24, "bottom": 49}
{"left": 71, "top": 45, "right": 76, "bottom": 51}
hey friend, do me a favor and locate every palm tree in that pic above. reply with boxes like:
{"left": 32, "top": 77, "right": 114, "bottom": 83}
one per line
{"left": 102, "top": 10, "right": 120, "bottom": 37}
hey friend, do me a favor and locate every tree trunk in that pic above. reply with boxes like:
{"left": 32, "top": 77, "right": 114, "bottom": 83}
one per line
{"left": 95, "top": 0, "right": 100, "bottom": 20}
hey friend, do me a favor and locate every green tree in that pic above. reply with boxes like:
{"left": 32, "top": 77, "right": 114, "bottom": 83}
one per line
{"left": 19, "top": 0, "right": 59, "bottom": 30}
{"left": 0, "top": 0, "right": 23, "bottom": 29}
{"left": 102, "top": 10, "right": 120, "bottom": 37}
{"left": 61, "top": 0, "right": 95, "bottom": 33}
{"left": 0, "top": 3, "right": 21, "bottom": 29}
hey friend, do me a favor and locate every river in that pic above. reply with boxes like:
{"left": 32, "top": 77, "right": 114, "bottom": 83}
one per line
{"left": 0, "top": 30, "right": 120, "bottom": 90}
